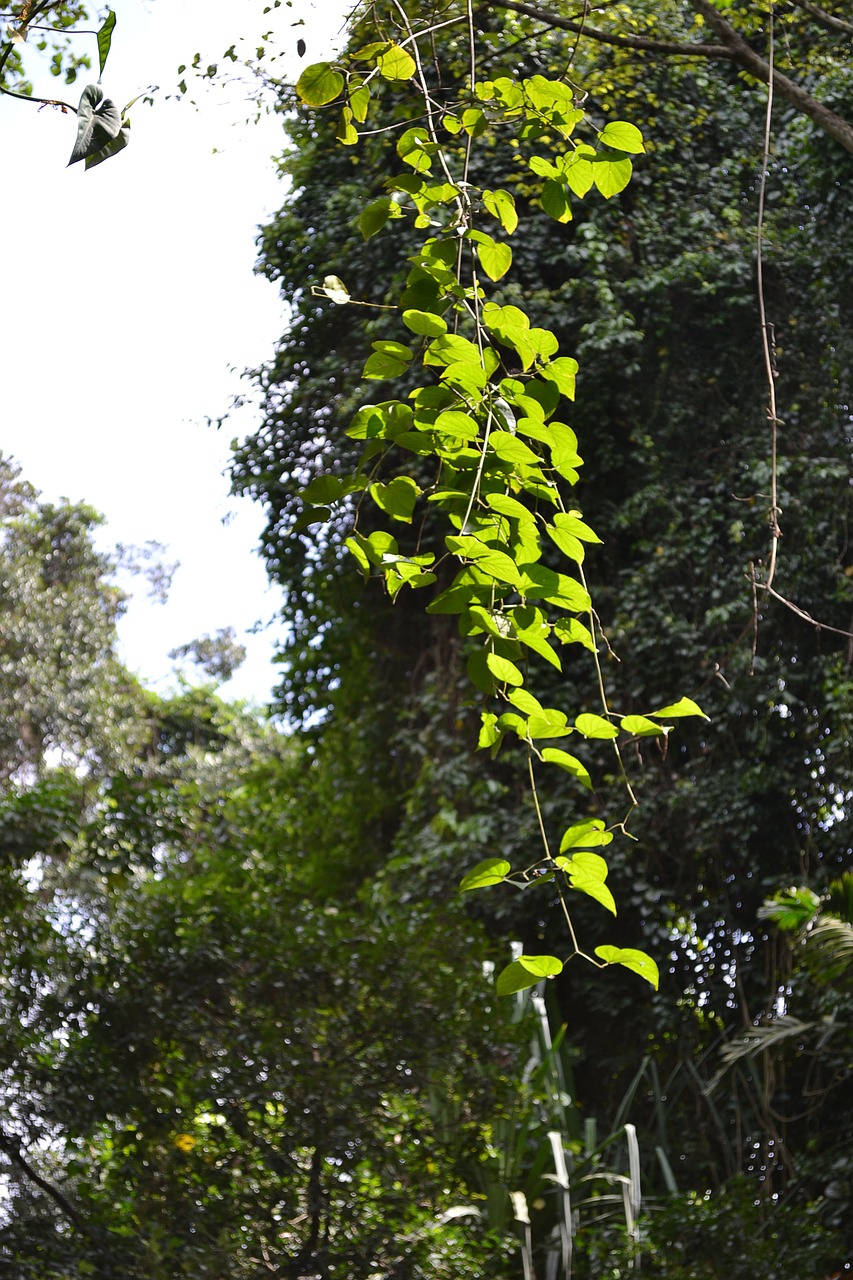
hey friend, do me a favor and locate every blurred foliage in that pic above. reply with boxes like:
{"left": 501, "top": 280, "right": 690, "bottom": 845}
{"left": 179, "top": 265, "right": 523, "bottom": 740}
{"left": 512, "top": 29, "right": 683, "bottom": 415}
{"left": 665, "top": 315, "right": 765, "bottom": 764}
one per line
{"left": 0, "top": 1, "right": 93, "bottom": 97}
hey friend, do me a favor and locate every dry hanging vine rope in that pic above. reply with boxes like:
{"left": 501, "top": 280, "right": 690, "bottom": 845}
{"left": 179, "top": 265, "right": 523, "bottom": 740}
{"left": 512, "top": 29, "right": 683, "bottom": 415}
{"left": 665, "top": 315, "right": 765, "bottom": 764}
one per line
{"left": 296, "top": 1, "right": 707, "bottom": 997}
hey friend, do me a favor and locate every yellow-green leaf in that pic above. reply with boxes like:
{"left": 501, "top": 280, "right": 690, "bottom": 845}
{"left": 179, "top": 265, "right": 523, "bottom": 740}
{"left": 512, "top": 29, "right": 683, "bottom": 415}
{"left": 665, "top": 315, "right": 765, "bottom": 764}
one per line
{"left": 496, "top": 954, "right": 563, "bottom": 995}
{"left": 540, "top": 748, "right": 591, "bottom": 788}
{"left": 460, "top": 858, "right": 511, "bottom": 891}
{"left": 486, "top": 653, "right": 523, "bottom": 686}
{"left": 575, "top": 713, "right": 618, "bottom": 739}
{"left": 349, "top": 82, "right": 370, "bottom": 122}
{"left": 402, "top": 309, "right": 448, "bottom": 337}
{"left": 296, "top": 61, "right": 344, "bottom": 106}
{"left": 377, "top": 43, "right": 416, "bottom": 81}
{"left": 595, "top": 946, "right": 660, "bottom": 990}
{"left": 651, "top": 697, "right": 709, "bottom": 720}
{"left": 598, "top": 120, "right": 645, "bottom": 154}
{"left": 370, "top": 476, "right": 420, "bottom": 522}
{"left": 592, "top": 154, "right": 633, "bottom": 198}
{"left": 476, "top": 237, "right": 512, "bottom": 282}
{"left": 559, "top": 820, "right": 611, "bottom": 852}
{"left": 620, "top": 714, "right": 669, "bottom": 737}
{"left": 336, "top": 105, "right": 358, "bottom": 146}
{"left": 483, "top": 188, "right": 519, "bottom": 234}
{"left": 542, "top": 178, "right": 572, "bottom": 223}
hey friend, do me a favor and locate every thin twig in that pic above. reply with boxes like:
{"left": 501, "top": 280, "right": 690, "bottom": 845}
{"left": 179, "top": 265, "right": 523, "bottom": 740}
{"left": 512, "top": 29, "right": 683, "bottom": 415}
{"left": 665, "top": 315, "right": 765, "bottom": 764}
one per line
{"left": 580, "top": 564, "right": 638, "bottom": 815}
{"left": 763, "top": 583, "right": 853, "bottom": 640}
{"left": 0, "top": 81, "right": 76, "bottom": 108}
{"left": 754, "top": 1, "right": 782, "bottom": 594}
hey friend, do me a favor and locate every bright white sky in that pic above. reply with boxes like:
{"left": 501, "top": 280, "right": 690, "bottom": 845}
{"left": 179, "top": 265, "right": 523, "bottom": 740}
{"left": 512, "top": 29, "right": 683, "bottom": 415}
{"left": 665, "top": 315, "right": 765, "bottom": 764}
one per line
{"left": 1, "top": 0, "right": 351, "bottom": 704}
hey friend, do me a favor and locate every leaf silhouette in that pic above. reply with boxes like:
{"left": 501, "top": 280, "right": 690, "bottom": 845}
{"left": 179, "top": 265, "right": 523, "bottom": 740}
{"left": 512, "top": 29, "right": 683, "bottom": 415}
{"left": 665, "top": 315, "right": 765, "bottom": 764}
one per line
{"left": 68, "top": 85, "right": 129, "bottom": 169}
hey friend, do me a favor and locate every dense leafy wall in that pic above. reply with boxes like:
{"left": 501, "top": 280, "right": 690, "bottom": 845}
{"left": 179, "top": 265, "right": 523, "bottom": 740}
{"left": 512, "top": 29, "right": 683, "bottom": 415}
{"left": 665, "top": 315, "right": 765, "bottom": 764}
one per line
{"left": 231, "top": 1, "right": 853, "bottom": 1265}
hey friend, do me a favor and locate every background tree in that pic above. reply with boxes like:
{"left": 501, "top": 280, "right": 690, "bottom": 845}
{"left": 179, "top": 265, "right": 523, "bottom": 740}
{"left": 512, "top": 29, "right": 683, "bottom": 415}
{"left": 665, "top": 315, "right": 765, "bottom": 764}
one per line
{"left": 0, "top": 459, "right": 523, "bottom": 1276}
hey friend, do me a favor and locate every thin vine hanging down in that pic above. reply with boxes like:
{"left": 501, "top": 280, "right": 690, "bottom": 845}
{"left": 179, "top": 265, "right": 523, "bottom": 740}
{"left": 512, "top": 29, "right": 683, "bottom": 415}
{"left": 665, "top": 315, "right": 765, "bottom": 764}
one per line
{"left": 295, "top": 1, "right": 706, "bottom": 997}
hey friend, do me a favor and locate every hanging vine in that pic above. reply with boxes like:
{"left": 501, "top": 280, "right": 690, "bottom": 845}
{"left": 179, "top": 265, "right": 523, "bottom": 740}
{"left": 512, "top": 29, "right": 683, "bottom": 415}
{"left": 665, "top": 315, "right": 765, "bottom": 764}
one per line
{"left": 295, "top": 0, "right": 707, "bottom": 997}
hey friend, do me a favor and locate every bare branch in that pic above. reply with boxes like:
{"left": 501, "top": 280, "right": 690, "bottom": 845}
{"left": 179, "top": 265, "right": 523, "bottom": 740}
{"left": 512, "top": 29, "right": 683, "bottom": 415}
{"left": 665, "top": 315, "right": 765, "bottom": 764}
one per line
{"left": 789, "top": 0, "right": 853, "bottom": 37}
{"left": 0, "top": 81, "right": 76, "bottom": 109}
{"left": 690, "top": 0, "right": 853, "bottom": 155}
{"left": 0, "top": 1128, "right": 85, "bottom": 1231}
{"left": 488, "top": 0, "right": 733, "bottom": 58}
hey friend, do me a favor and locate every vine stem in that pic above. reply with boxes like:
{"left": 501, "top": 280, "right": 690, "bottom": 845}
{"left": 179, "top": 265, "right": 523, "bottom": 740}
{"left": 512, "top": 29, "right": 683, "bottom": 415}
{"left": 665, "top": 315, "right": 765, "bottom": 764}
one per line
{"left": 0, "top": 81, "right": 75, "bottom": 108}
{"left": 390, "top": 0, "right": 465, "bottom": 214}
{"left": 527, "top": 749, "right": 552, "bottom": 861}
{"left": 580, "top": 564, "right": 638, "bottom": 815}
{"left": 527, "top": 752, "right": 588, "bottom": 962}
{"left": 755, "top": 0, "right": 781, "bottom": 594}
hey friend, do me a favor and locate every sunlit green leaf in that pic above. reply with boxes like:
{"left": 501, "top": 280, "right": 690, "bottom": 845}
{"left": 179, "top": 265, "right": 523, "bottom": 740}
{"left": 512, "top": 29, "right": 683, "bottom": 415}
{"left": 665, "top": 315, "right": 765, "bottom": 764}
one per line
{"left": 398, "top": 126, "right": 435, "bottom": 171}
{"left": 527, "top": 709, "right": 570, "bottom": 738}
{"left": 486, "top": 493, "right": 536, "bottom": 524}
{"left": 402, "top": 309, "right": 448, "bottom": 336}
{"left": 540, "top": 748, "right": 591, "bottom": 788}
{"left": 574, "top": 713, "right": 618, "bottom": 739}
{"left": 336, "top": 105, "right": 358, "bottom": 145}
{"left": 546, "top": 524, "right": 585, "bottom": 563}
{"left": 507, "top": 688, "right": 542, "bottom": 716}
{"left": 539, "top": 357, "right": 578, "bottom": 400}
{"left": 651, "top": 697, "right": 709, "bottom": 719}
{"left": 296, "top": 61, "right": 344, "bottom": 106}
{"left": 595, "top": 946, "right": 660, "bottom": 990}
{"left": 620, "top": 715, "right": 669, "bottom": 737}
{"left": 592, "top": 154, "right": 633, "bottom": 198}
{"left": 486, "top": 653, "right": 523, "bottom": 686}
{"left": 478, "top": 711, "right": 501, "bottom": 748}
{"left": 349, "top": 82, "right": 370, "bottom": 122}
{"left": 553, "top": 618, "right": 596, "bottom": 652}
{"left": 460, "top": 858, "right": 511, "bottom": 891}
{"left": 496, "top": 954, "right": 563, "bottom": 995}
{"left": 598, "top": 120, "right": 645, "bottom": 154}
{"left": 542, "top": 178, "right": 572, "bottom": 223}
{"left": 476, "top": 235, "right": 512, "bottom": 282}
{"left": 553, "top": 511, "right": 602, "bottom": 543}
{"left": 363, "top": 351, "right": 407, "bottom": 379}
{"left": 433, "top": 410, "right": 480, "bottom": 439}
{"left": 483, "top": 188, "right": 519, "bottom": 234}
{"left": 377, "top": 43, "right": 416, "bottom": 80}
{"left": 490, "top": 431, "right": 540, "bottom": 466}
{"left": 557, "top": 851, "right": 616, "bottom": 914}
{"left": 559, "top": 820, "right": 611, "bottom": 852}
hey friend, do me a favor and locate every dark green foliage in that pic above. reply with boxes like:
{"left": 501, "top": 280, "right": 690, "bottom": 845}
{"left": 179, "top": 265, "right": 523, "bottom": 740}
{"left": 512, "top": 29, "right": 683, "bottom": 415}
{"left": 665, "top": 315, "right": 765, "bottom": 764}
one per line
{"left": 230, "top": 0, "right": 853, "bottom": 1266}
{"left": 0, "top": 468, "right": 520, "bottom": 1272}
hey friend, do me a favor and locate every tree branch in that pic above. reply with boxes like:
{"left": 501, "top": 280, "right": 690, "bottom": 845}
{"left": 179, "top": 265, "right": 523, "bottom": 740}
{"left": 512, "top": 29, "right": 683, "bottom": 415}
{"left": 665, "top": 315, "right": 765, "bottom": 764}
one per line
{"left": 0, "top": 1128, "right": 85, "bottom": 1231}
{"left": 789, "top": 0, "right": 853, "bottom": 37}
{"left": 489, "top": 0, "right": 853, "bottom": 156}
{"left": 691, "top": 0, "right": 853, "bottom": 155}
{"left": 0, "top": 80, "right": 76, "bottom": 109}
{"left": 489, "top": 0, "right": 733, "bottom": 58}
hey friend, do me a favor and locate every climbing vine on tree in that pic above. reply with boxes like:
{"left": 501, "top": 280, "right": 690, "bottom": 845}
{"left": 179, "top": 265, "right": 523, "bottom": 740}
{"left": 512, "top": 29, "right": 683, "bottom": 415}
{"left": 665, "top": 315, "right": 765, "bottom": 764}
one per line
{"left": 294, "top": 1, "right": 706, "bottom": 998}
